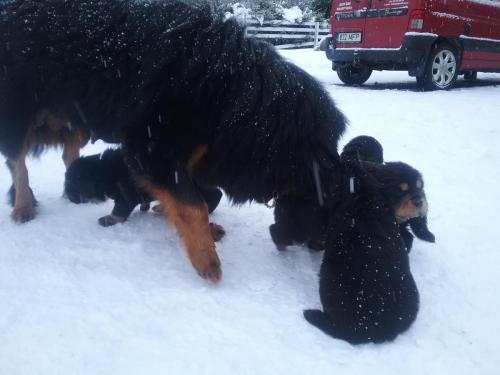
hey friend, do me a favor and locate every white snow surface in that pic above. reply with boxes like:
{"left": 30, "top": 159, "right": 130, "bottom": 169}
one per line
{"left": 1, "top": 50, "right": 500, "bottom": 374}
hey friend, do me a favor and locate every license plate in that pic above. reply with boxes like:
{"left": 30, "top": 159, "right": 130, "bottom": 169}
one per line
{"left": 336, "top": 32, "right": 362, "bottom": 43}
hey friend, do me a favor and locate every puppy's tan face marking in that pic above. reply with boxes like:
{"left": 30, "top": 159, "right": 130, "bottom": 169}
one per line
{"left": 393, "top": 179, "right": 428, "bottom": 223}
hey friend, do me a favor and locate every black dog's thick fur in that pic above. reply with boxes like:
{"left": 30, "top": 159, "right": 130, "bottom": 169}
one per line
{"left": 304, "top": 162, "right": 420, "bottom": 344}
{"left": 1, "top": 0, "right": 346, "bottom": 280}
{"left": 270, "top": 136, "right": 434, "bottom": 252}
{"left": 64, "top": 148, "right": 223, "bottom": 226}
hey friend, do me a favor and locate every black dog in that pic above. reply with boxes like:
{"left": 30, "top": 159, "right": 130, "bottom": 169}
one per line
{"left": 270, "top": 136, "right": 434, "bottom": 251}
{"left": 304, "top": 162, "right": 420, "bottom": 345}
{"left": 65, "top": 149, "right": 223, "bottom": 227}
{"left": 1, "top": 0, "right": 346, "bottom": 280}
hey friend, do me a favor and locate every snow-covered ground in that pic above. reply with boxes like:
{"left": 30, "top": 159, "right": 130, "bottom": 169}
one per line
{"left": 1, "top": 50, "right": 500, "bottom": 375}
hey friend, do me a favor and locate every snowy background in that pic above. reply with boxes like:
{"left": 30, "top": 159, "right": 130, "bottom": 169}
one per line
{"left": 1, "top": 50, "right": 500, "bottom": 374}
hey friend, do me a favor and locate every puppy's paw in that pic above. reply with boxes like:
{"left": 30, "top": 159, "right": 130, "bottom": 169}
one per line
{"left": 191, "top": 247, "right": 222, "bottom": 283}
{"left": 11, "top": 205, "right": 37, "bottom": 223}
{"left": 307, "top": 240, "right": 325, "bottom": 251}
{"left": 269, "top": 224, "right": 288, "bottom": 251}
{"left": 418, "top": 230, "right": 435, "bottom": 243}
{"left": 98, "top": 214, "right": 125, "bottom": 227}
{"left": 209, "top": 222, "right": 226, "bottom": 242}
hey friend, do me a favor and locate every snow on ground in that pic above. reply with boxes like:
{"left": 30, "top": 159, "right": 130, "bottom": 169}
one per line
{"left": 1, "top": 50, "right": 500, "bottom": 375}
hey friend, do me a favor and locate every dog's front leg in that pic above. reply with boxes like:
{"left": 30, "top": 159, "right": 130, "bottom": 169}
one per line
{"left": 62, "top": 129, "right": 89, "bottom": 169}
{"left": 123, "top": 123, "right": 221, "bottom": 282}
{"left": 143, "top": 179, "right": 221, "bottom": 282}
{"left": 9, "top": 151, "right": 37, "bottom": 222}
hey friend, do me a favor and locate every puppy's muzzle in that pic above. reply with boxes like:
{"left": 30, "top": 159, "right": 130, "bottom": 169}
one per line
{"left": 412, "top": 195, "right": 428, "bottom": 217}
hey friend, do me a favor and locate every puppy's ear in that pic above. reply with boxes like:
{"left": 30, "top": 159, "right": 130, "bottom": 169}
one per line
{"left": 409, "top": 217, "right": 435, "bottom": 243}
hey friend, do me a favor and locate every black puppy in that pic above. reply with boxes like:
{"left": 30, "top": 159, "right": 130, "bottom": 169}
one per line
{"left": 270, "top": 135, "right": 382, "bottom": 251}
{"left": 270, "top": 136, "right": 434, "bottom": 251}
{"left": 304, "top": 162, "right": 420, "bottom": 344}
{"left": 65, "top": 149, "right": 223, "bottom": 227}
{"left": 342, "top": 135, "right": 435, "bottom": 250}
{"left": 340, "top": 135, "right": 384, "bottom": 164}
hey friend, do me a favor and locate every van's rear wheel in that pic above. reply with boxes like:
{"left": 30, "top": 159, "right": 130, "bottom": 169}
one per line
{"left": 417, "top": 43, "right": 459, "bottom": 90}
{"left": 337, "top": 64, "right": 372, "bottom": 85}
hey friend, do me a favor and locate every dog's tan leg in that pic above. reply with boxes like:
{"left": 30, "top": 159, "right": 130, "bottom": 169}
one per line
{"left": 144, "top": 182, "right": 221, "bottom": 282}
{"left": 11, "top": 150, "right": 36, "bottom": 223}
{"left": 62, "top": 129, "right": 88, "bottom": 169}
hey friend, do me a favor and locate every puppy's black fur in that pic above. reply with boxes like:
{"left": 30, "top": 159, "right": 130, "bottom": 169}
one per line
{"left": 270, "top": 136, "right": 434, "bottom": 252}
{"left": 304, "top": 162, "right": 420, "bottom": 344}
{"left": 1, "top": 0, "right": 346, "bottom": 280}
{"left": 269, "top": 194, "right": 327, "bottom": 251}
{"left": 65, "top": 149, "right": 222, "bottom": 227}
{"left": 340, "top": 135, "right": 384, "bottom": 164}
{"left": 346, "top": 136, "right": 434, "bottom": 250}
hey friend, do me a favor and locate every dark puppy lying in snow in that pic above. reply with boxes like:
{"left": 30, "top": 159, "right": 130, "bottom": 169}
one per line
{"left": 269, "top": 135, "right": 434, "bottom": 251}
{"left": 65, "top": 149, "right": 223, "bottom": 231}
{"left": 304, "top": 161, "right": 420, "bottom": 344}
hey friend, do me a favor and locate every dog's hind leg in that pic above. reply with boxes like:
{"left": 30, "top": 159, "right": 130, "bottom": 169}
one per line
{"left": 8, "top": 149, "right": 37, "bottom": 222}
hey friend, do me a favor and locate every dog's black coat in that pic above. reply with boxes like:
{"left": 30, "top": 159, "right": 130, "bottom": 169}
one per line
{"left": 65, "top": 148, "right": 223, "bottom": 226}
{"left": 304, "top": 162, "right": 420, "bottom": 344}
{"left": 0, "top": 0, "right": 346, "bottom": 201}
{"left": 1, "top": 0, "right": 347, "bottom": 279}
{"left": 270, "top": 136, "right": 434, "bottom": 251}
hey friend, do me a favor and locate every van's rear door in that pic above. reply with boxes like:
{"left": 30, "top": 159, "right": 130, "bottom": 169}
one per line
{"left": 363, "top": 0, "right": 416, "bottom": 48}
{"left": 330, "top": 0, "right": 369, "bottom": 48}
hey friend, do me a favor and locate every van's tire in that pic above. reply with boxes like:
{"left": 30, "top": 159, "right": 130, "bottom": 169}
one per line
{"left": 337, "top": 64, "right": 372, "bottom": 85}
{"left": 417, "top": 43, "right": 459, "bottom": 90}
{"left": 463, "top": 71, "right": 477, "bottom": 80}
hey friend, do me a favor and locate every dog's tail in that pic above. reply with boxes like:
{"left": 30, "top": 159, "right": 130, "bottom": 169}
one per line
{"left": 304, "top": 310, "right": 364, "bottom": 345}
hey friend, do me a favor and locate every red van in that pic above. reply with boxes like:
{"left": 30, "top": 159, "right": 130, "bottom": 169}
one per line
{"left": 323, "top": 0, "right": 500, "bottom": 89}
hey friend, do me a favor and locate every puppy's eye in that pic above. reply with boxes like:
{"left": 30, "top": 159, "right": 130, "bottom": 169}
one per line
{"left": 399, "top": 182, "right": 409, "bottom": 192}
{"left": 416, "top": 180, "right": 423, "bottom": 189}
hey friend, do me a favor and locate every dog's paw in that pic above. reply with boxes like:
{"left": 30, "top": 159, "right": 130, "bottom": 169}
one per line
{"left": 209, "top": 222, "right": 226, "bottom": 242}
{"left": 139, "top": 203, "right": 150, "bottom": 212}
{"left": 191, "top": 247, "right": 222, "bottom": 282}
{"left": 152, "top": 204, "right": 164, "bottom": 214}
{"left": 11, "top": 205, "right": 37, "bottom": 223}
{"left": 98, "top": 214, "right": 125, "bottom": 227}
